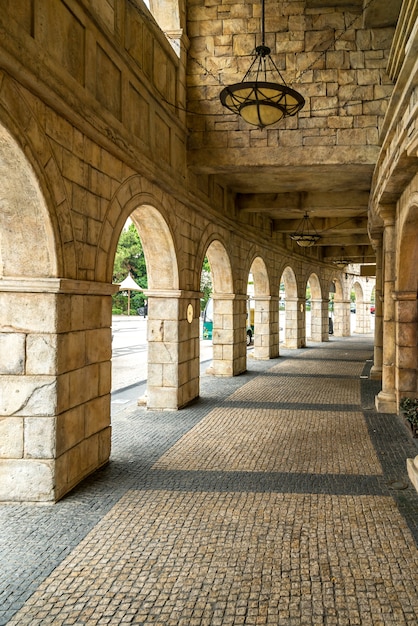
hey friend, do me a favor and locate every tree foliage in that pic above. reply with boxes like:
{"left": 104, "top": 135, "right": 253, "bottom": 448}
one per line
{"left": 112, "top": 224, "right": 148, "bottom": 314}
{"left": 200, "top": 256, "right": 212, "bottom": 310}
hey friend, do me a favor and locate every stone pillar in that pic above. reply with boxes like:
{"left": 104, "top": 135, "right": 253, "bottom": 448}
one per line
{"left": 394, "top": 291, "right": 417, "bottom": 401}
{"left": 354, "top": 301, "right": 372, "bottom": 334}
{"left": 285, "top": 297, "right": 306, "bottom": 348}
{"left": 375, "top": 207, "right": 397, "bottom": 413}
{"left": 252, "top": 296, "right": 280, "bottom": 360}
{"left": 310, "top": 298, "right": 328, "bottom": 342}
{"left": 209, "top": 293, "right": 247, "bottom": 376}
{"left": 333, "top": 299, "right": 351, "bottom": 336}
{"left": 146, "top": 290, "right": 201, "bottom": 410}
{"left": 370, "top": 235, "right": 383, "bottom": 379}
{"left": 0, "top": 278, "right": 116, "bottom": 503}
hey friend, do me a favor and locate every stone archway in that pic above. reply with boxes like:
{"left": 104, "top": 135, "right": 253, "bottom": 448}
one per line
{"left": 395, "top": 200, "right": 418, "bottom": 401}
{"left": 204, "top": 238, "right": 242, "bottom": 376}
{"left": 249, "top": 256, "right": 278, "bottom": 360}
{"left": 0, "top": 124, "right": 61, "bottom": 501}
{"left": 332, "top": 276, "right": 350, "bottom": 337}
{"left": 306, "top": 272, "right": 324, "bottom": 342}
{"left": 106, "top": 183, "right": 202, "bottom": 410}
{"left": 281, "top": 265, "right": 303, "bottom": 349}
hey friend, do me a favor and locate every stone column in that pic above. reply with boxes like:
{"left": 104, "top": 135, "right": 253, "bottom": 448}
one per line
{"left": 252, "top": 296, "right": 280, "bottom": 360}
{"left": 370, "top": 235, "right": 383, "bottom": 379}
{"left": 333, "top": 299, "right": 351, "bottom": 336}
{"left": 146, "top": 290, "right": 201, "bottom": 409}
{"left": 310, "top": 298, "right": 328, "bottom": 342}
{"left": 209, "top": 293, "right": 247, "bottom": 376}
{"left": 375, "top": 207, "right": 397, "bottom": 413}
{"left": 354, "top": 301, "right": 372, "bottom": 334}
{"left": 0, "top": 278, "right": 116, "bottom": 503}
{"left": 394, "top": 291, "right": 417, "bottom": 400}
{"left": 285, "top": 297, "right": 306, "bottom": 348}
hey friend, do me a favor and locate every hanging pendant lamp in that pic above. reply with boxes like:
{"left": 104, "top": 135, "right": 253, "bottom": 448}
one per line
{"left": 289, "top": 213, "right": 320, "bottom": 247}
{"left": 220, "top": 0, "right": 305, "bottom": 129}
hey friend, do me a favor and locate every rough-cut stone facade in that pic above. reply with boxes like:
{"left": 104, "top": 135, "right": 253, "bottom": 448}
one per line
{"left": 0, "top": 0, "right": 416, "bottom": 500}
{"left": 187, "top": 0, "right": 392, "bottom": 173}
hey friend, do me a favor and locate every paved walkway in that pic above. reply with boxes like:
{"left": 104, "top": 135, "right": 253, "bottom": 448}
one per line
{"left": 1, "top": 336, "right": 418, "bottom": 625}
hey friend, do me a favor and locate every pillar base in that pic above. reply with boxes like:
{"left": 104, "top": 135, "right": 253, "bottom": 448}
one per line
{"left": 375, "top": 391, "right": 397, "bottom": 413}
{"left": 407, "top": 456, "right": 418, "bottom": 493}
{"left": 369, "top": 365, "right": 382, "bottom": 380}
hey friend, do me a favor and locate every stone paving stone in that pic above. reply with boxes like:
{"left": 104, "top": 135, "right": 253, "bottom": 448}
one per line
{"left": 268, "top": 357, "right": 365, "bottom": 377}
{"left": 153, "top": 408, "right": 383, "bottom": 475}
{"left": 6, "top": 490, "right": 418, "bottom": 626}
{"left": 1, "top": 336, "right": 418, "bottom": 626}
{"left": 227, "top": 375, "right": 361, "bottom": 406}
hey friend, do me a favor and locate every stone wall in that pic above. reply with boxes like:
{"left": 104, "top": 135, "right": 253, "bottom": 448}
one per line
{"left": 187, "top": 0, "right": 393, "bottom": 166}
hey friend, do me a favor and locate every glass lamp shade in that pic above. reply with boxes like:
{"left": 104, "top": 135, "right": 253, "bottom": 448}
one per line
{"left": 220, "top": 81, "right": 305, "bottom": 129}
{"left": 334, "top": 260, "right": 350, "bottom": 269}
{"left": 289, "top": 234, "right": 321, "bottom": 248}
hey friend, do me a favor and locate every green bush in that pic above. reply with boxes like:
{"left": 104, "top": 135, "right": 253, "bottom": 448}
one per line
{"left": 112, "top": 308, "right": 123, "bottom": 315}
{"left": 400, "top": 397, "right": 418, "bottom": 434}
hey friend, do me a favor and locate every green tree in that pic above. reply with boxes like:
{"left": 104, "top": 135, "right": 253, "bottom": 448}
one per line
{"left": 200, "top": 256, "right": 212, "bottom": 310}
{"left": 112, "top": 224, "right": 148, "bottom": 314}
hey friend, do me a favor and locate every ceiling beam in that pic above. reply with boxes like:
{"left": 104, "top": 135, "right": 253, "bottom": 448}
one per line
{"left": 238, "top": 191, "right": 369, "bottom": 213}
{"left": 322, "top": 245, "right": 375, "bottom": 262}
{"left": 273, "top": 216, "right": 368, "bottom": 234}
{"left": 314, "top": 234, "right": 370, "bottom": 247}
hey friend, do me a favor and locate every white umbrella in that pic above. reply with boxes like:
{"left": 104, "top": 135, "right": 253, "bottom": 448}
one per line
{"left": 118, "top": 272, "right": 143, "bottom": 315}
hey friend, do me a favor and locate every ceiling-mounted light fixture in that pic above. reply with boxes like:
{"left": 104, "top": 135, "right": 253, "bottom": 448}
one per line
{"left": 333, "top": 248, "right": 351, "bottom": 269}
{"left": 289, "top": 213, "right": 320, "bottom": 247}
{"left": 219, "top": 0, "right": 305, "bottom": 129}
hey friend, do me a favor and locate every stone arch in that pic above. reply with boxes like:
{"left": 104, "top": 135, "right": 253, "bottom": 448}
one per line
{"left": 0, "top": 124, "right": 56, "bottom": 277}
{"left": 332, "top": 274, "right": 351, "bottom": 337}
{"left": 101, "top": 177, "right": 179, "bottom": 288}
{"left": 130, "top": 206, "right": 179, "bottom": 290}
{"left": 249, "top": 255, "right": 278, "bottom": 359}
{"left": 104, "top": 180, "right": 190, "bottom": 409}
{"left": 0, "top": 74, "right": 77, "bottom": 278}
{"left": 281, "top": 265, "right": 298, "bottom": 298}
{"left": 199, "top": 236, "right": 244, "bottom": 376}
{"left": 249, "top": 255, "right": 270, "bottom": 297}
{"left": 395, "top": 199, "right": 418, "bottom": 398}
{"left": 204, "top": 238, "right": 234, "bottom": 295}
{"left": 352, "top": 280, "right": 364, "bottom": 303}
{"left": 397, "top": 197, "right": 418, "bottom": 292}
{"left": 305, "top": 272, "right": 324, "bottom": 342}
{"left": 280, "top": 265, "right": 301, "bottom": 348}
{"left": 0, "top": 120, "right": 72, "bottom": 502}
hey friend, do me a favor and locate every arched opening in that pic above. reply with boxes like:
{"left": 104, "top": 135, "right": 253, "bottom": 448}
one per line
{"left": 396, "top": 202, "right": 418, "bottom": 400}
{"left": 130, "top": 205, "right": 178, "bottom": 290}
{"left": 280, "top": 266, "right": 300, "bottom": 349}
{"left": 111, "top": 220, "right": 149, "bottom": 393}
{"left": 305, "top": 273, "right": 322, "bottom": 342}
{"left": 0, "top": 123, "right": 61, "bottom": 501}
{"left": 352, "top": 280, "right": 364, "bottom": 334}
{"left": 332, "top": 276, "right": 350, "bottom": 337}
{"left": 0, "top": 125, "right": 57, "bottom": 277}
{"left": 200, "top": 255, "right": 215, "bottom": 367}
{"left": 201, "top": 239, "right": 237, "bottom": 376}
{"left": 249, "top": 256, "right": 276, "bottom": 360}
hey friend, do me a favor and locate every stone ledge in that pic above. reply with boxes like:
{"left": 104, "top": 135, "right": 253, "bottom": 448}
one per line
{"left": 407, "top": 455, "right": 418, "bottom": 493}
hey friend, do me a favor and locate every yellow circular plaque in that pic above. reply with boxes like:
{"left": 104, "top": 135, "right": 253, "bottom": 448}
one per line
{"left": 187, "top": 303, "right": 193, "bottom": 323}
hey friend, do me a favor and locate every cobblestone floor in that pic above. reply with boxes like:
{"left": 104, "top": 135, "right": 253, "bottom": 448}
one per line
{"left": 1, "top": 336, "right": 418, "bottom": 625}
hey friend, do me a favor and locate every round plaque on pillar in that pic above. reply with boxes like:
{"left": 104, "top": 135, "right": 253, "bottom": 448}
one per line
{"left": 187, "top": 303, "right": 193, "bottom": 323}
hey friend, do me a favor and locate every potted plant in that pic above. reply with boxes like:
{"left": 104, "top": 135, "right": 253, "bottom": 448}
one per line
{"left": 399, "top": 398, "right": 418, "bottom": 438}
